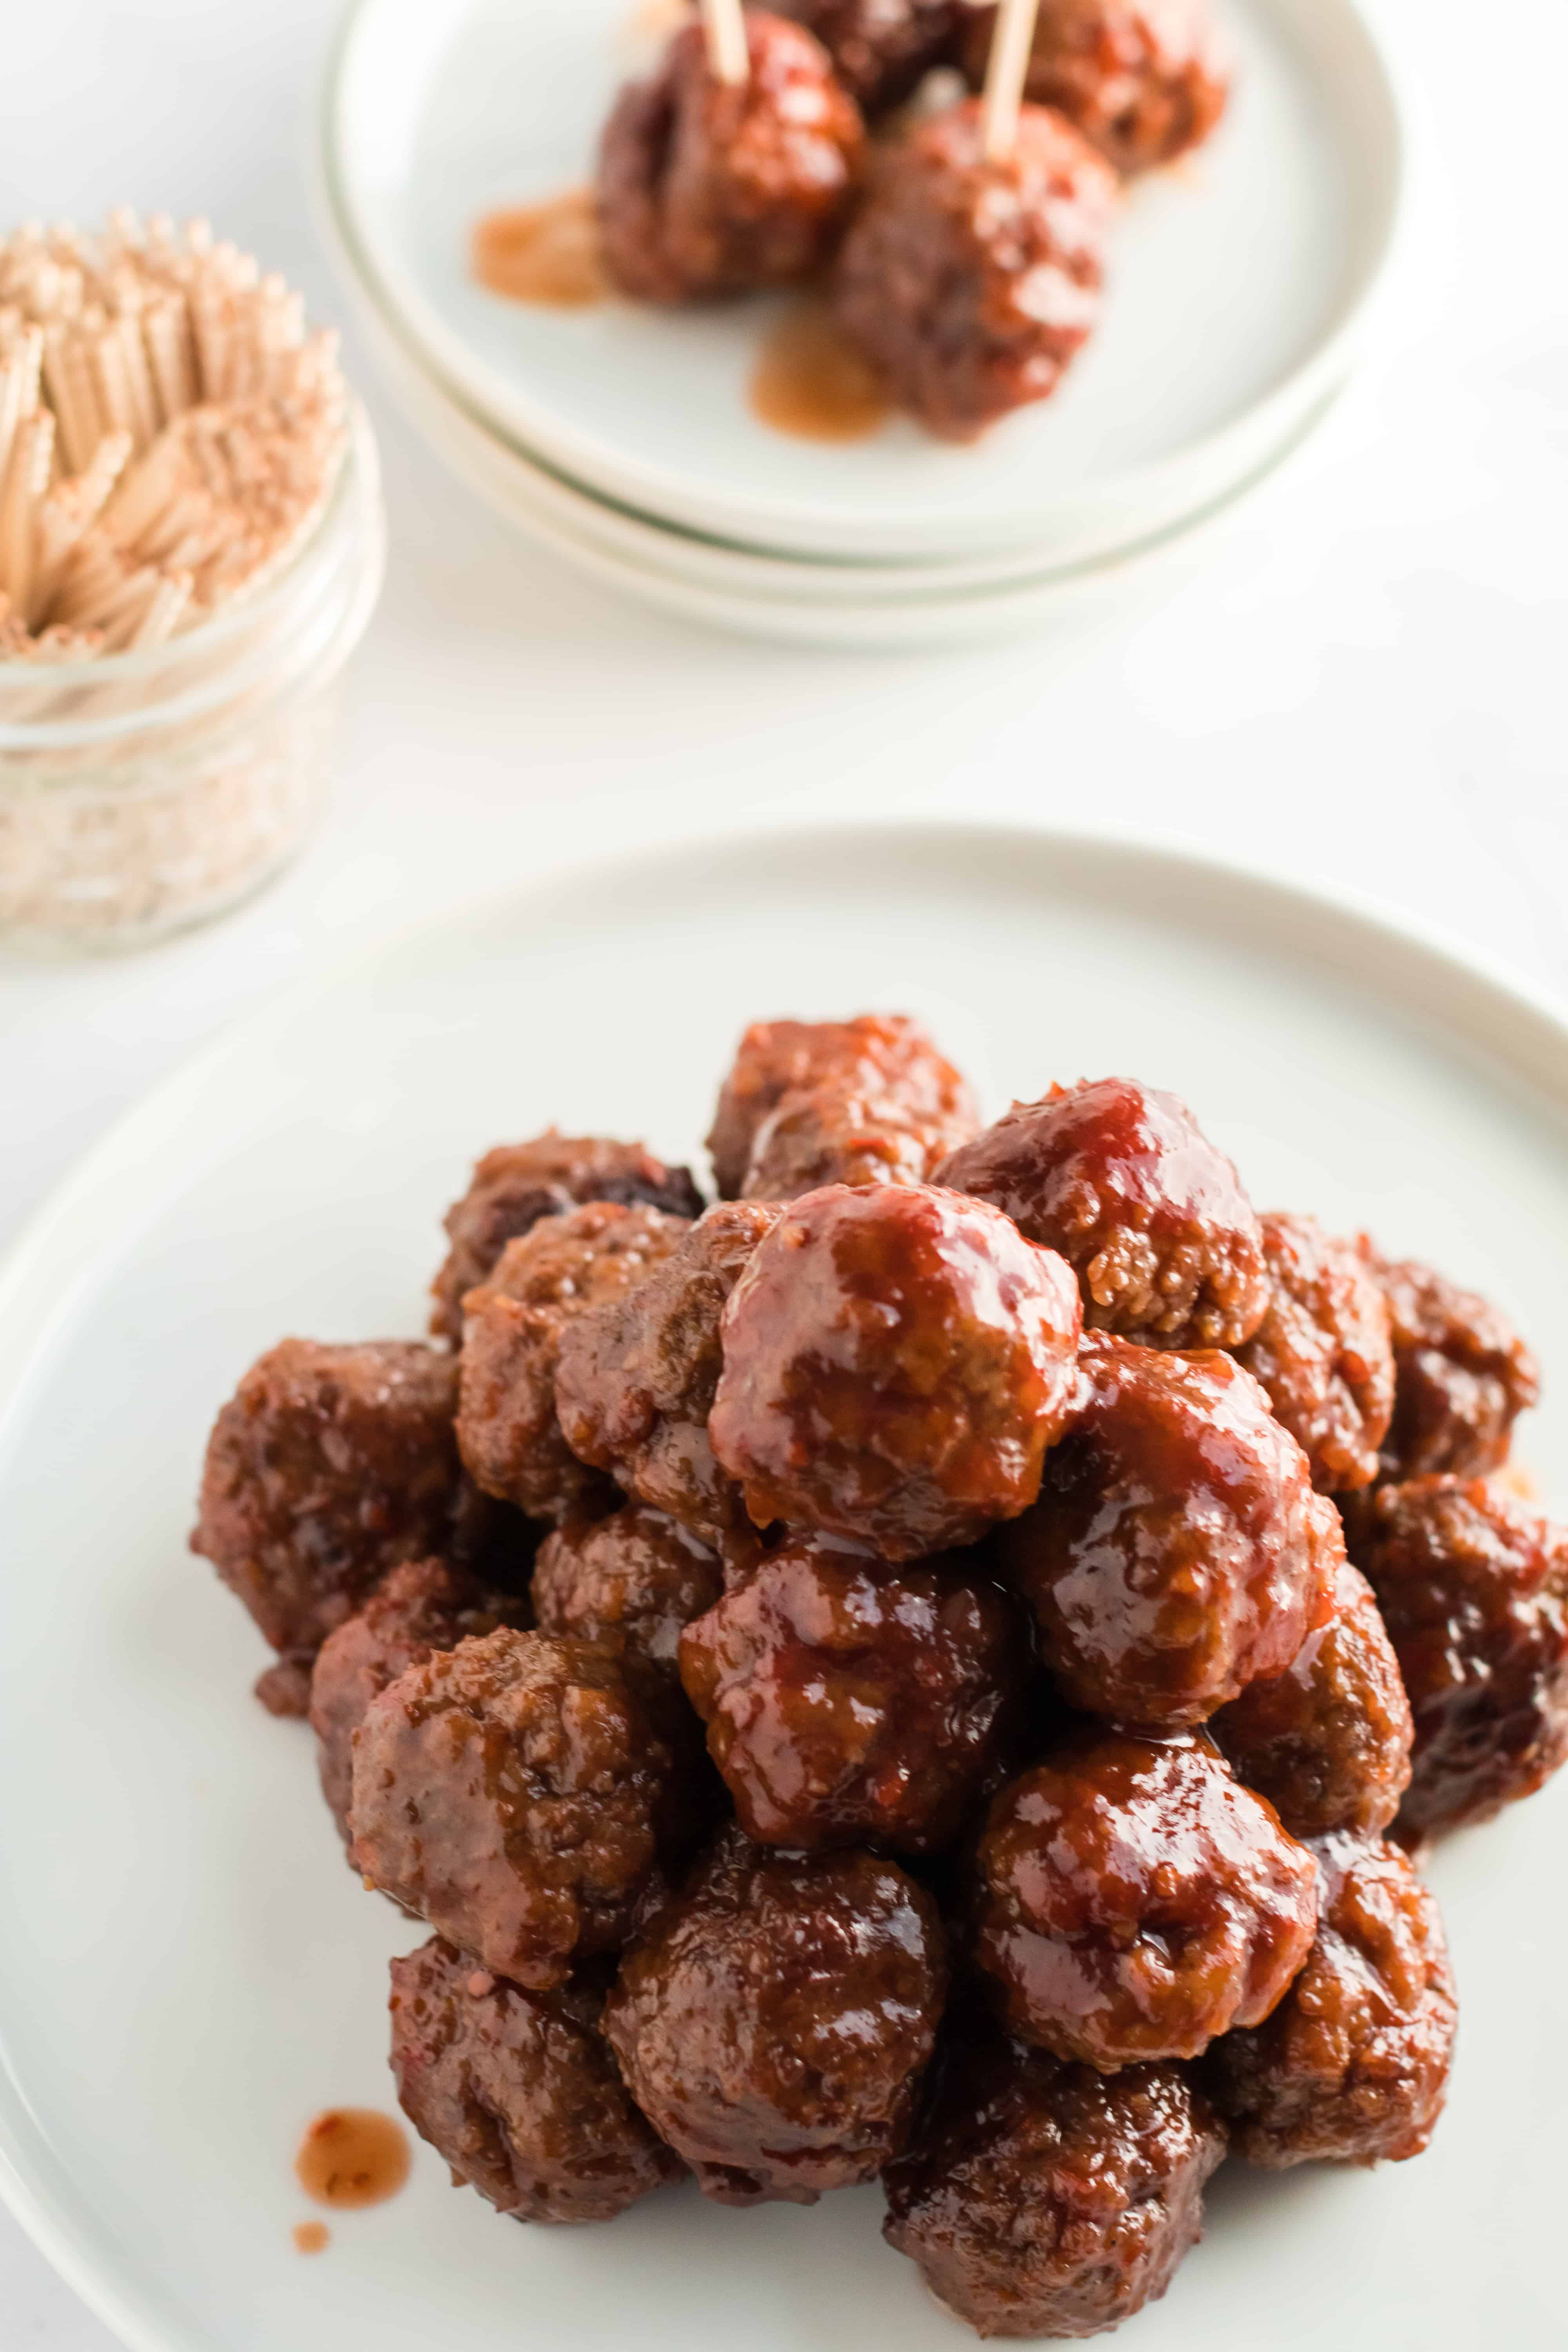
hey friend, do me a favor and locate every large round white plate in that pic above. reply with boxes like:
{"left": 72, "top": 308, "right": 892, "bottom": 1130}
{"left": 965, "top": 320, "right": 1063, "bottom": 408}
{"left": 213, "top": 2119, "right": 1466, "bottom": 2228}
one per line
{"left": 3, "top": 825, "right": 1566, "bottom": 2352}
{"left": 325, "top": 0, "right": 1402, "bottom": 559}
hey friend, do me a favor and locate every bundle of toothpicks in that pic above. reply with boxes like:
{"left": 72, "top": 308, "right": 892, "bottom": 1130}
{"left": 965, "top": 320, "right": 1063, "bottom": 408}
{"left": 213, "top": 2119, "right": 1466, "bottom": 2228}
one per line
{"left": 0, "top": 212, "right": 348, "bottom": 663}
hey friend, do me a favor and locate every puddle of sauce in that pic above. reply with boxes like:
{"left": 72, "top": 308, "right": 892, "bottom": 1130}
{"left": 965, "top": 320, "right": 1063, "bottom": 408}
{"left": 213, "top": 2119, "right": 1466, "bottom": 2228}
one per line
{"left": 471, "top": 192, "right": 607, "bottom": 309}
{"left": 749, "top": 298, "right": 891, "bottom": 443}
{"left": 292, "top": 2221, "right": 330, "bottom": 2255}
{"left": 295, "top": 2109, "right": 410, "bottom": 2209}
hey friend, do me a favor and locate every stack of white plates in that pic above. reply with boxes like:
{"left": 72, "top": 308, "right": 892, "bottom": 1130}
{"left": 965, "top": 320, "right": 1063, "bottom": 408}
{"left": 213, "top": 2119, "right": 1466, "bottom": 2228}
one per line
{"left": 319, "top": 0, "right": 1404, "bottom": 646}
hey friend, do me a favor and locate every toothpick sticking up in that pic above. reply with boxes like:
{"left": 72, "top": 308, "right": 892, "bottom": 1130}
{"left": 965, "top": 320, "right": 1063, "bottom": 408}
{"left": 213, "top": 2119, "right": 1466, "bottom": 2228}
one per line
{"left": 982, "top": 0, "right": 1044, "bottom": 162}
{"left": 700, "top": 0, "right": 750, "bottom": 84}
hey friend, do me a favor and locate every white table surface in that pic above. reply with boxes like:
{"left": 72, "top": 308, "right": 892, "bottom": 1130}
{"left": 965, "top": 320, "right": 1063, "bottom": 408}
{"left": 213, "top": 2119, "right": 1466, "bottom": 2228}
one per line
{"left": 2, "top": 0, "right": 1565, "bottom": 2342}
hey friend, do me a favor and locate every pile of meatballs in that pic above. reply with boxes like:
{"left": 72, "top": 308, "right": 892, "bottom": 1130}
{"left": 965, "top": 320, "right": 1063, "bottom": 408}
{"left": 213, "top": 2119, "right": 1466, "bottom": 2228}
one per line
{"left": 192, "top": 1013, "right": 1568, "bottom": 2341}
{"left": 595, "top": 0, "right": 1231, "bottom": 439}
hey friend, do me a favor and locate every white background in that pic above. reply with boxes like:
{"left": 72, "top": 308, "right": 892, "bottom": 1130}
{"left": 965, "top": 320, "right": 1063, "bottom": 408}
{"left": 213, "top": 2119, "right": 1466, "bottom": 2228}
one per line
{"left": 1, "top": 0, "right": 1564, "bottom": 2342}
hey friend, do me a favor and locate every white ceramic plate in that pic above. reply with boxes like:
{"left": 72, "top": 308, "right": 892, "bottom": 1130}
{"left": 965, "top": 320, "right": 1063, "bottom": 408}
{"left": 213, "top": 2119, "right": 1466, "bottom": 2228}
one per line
{"left": 3, "top": 824, "right": 1567, "bottom": 2352}
{"left": 325, "top": 0, "right": 1402, "bottom": 559}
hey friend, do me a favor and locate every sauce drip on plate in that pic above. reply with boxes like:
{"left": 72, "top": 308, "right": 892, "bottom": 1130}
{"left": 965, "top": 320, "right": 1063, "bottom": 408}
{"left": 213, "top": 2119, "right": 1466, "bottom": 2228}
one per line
{"left": 472, "top": 193, "right": 607, "bottom": 308}
{"left": 292, "top": 2221, "right": 330, "bottom": 2254}
{"left": 749, "top": 298, "right": 890, "bottom": 442}
{"left": 295, "top": 2109, "right": 410, "bottom": 2209}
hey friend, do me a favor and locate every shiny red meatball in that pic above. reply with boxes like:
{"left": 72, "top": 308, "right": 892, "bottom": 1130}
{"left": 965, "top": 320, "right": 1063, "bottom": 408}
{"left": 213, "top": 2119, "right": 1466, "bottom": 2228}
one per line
{"left": 531, "top": 1503, "right": 724, "bottom": 1674}
{"left": 1000, "top": 1338, "right": 1338, "bottom": 1724}
{"left": 706, "top": 1014, "right": 977, "bottom": 1202}
{"left": 973, "top": 1728, "right": 1319, "bottom": 2069}
{"left": 771, "top": 0, "right": 960, "bottom": 113}
{"left": 1234, "top": 1212, "right": 1395, "bottom": 1493}
{"left": 1359, "top": 1243, "right": 1541, "bottom": 1483}
{"left": 960, "top": 0, "right": 1230, "bottom": 175}
{"left": 710, "top": 1183, "right": 1082, "bottom": 1559}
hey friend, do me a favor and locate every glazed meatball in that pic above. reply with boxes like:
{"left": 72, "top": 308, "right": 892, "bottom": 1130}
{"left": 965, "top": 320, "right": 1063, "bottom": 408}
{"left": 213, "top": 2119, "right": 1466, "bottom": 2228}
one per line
{"left": 833, "top": 99, "right": 1115, "bottom": 442}
{"left": 960, "top": 0, "right": 1230, "bottom": 176}
{"left": 431, "top": 1132, "right": 704, "bottom": 1344}
{"left": 678, "top": 1534, "right": 1024, "bottom": 1851}
{"left": 938, "top": 1076, "right": 1269, "bottom": 1349}
{"left": 706, "top": 1014, "right": 978, "bottom": 1202}
{"left": 1234, "top": 1212, "right": 1395, "bottom": 1493}
{"left": 309, "top": 1556, "right": 529, "bottom": 1846}
{"left": 389, "top": 1937, "right": 682, "bottom": 2222}
{"left": 456, "top": 1202, "right": 691, "bottom": 1523}
{"left": 710, "top": 1183, "right": 1082, "bottom": 1560}
{"left": 532, "top": 1504, "right": 724, "bottom": 1674}
{"left": 1204, "top": 1832, "right": 1456, "bottom": 2167}
{"left": 1212, "top": 1556, "right": 1413, "bottom": 1838}
{"left": 973, "top": 1728, "right": 1319, "bottom": 2069}
{"left": 604, "top": 1828, "right": 946, "bottom": 2203}
{"left": 191, "top": 1339, "right": 463, "bottom": 1668}
{"left": 597, "top": 16, "right": 864, "bottom": 306}
{"left": 1348, "top": 1476, "right": 1568, "bottom": 1837}
{"left": 1359, "top": 1243, "right": 1541, "bottom": 1483}
{"left": 771, "top": 0, "right": 960, "bottom": 113}
{"left": 884, "top": 2018, "right": 1226, "bottom": 2338}
{"left": 1000, "top": 1338, "right": 1338, "bottom": 1724}
{"left": 349, "top": 1628, "right": 697, "bottom": 1986}
{"left": 554, "top": 1201, "right": 784, "bottom": 1557}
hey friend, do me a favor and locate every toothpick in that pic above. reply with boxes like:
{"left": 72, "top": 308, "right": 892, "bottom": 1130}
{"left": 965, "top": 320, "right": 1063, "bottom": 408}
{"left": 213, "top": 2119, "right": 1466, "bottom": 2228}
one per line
{"left": 699, "top": 0, "right": 749, "bottom": 85}
{"left": 982, "top": 0, "right": 1043, "bottom": 163}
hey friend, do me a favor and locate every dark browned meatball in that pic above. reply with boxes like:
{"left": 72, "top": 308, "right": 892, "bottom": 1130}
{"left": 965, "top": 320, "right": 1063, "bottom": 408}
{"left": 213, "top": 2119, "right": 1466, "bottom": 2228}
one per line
{"left": 1000, "top": 1338, "right": 1338, "bottom": 1725}
{"left": 973, "top": 1728, "right": 1319, "bottom": 2069}
{"left": 431, "top": 1133, "right": 704, "bottom": 1343}
{"left": 710, "top": 1183, "right": 1082, "bottom": 1559}
{"left": 706, "top": 1014, "right": 978, "bottom": 1203}
{"left": 884, "top": 2017, "right": 1226, "bottom": 2338}
{"left": 597, "top": 16, "right": 864, "bottom": 305}
{"left": 1212, "top": 1556, "right": 1413, "bottom": 1838}
{"left": 678, "top": 1534, "right": 1024, "bottom": 1851}
{"left": 1359, "top": 1243, "right": 1541, "bottom": 1483}
{"left": 938, "top": 1076, "right": 1268, "bottom": 1348}
{"left": 1348, "top": 1476, "right": 1568, "bottom": 1836}
{"left": 349, "top": 1628, "right": 697, "bottom": 1986}
{"left": 456, "top": 1203, "right": 691, "bottom": 1523}
{"left": 960, "top": 0, "right": 1230, "bottom": 176}
{"left": 554, "top": 1201, "right": 784, "bottom": 1558}
{"left": 389, "top": 1937, "right": 682, "bottom": 2221}
{"left": 532, "top": 1504, "right": 724, "bottom": 1674}
{"left": 833, "top": 100, "right": 1115, "bottom": 442}
{"left": 771, "top": 0, "right": 959, "bottom": 113}
{"left": 604, "top": 1828, "right": 945, "bottom": 2203}
{"left": 191, "top": 1339, "right": 463, "bottom": 1670}
{"left": 1234, "top": 1212, "right": 1395, "bottom": 1493}
{"left": 1204, "top": 1832, "right": 1456, "bottom": 2166}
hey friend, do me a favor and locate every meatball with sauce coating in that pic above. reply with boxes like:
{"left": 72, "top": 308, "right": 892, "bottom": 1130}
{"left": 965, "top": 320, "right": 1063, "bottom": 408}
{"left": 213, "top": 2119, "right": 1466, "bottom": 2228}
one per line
{"left": 1000, "top": 1338, "right": 1338, "bottom": 1725}
{"left": 973, "top": 1728, "right": 1319, "bottom": 2069}
{"left": 1234, "top": 1212, "right": 1394, "bottom": 1494}
{"left": 604, "top": 1827, "right": 946, "bottom": 2203}
{"left": 1359, "top": 1243, "right": 1540, "bottom": 1483}
{"left": 532, "top": 1504, "right": 724, "bottom": 1675}
{"left": 597, "top": 16, "right": 864, "bottom": 306}
{"left": 350, "top": 1628, "right": 698, "bottom": 1987}
{"left": 1204, "top": 1832, "right": 1456, "bottom": 2167}
{"left": 710, "top": 1182, "right": 1082, "bottom": 1561}
{"left": 960, "top": 0, "right": 1230, "bottom": 176}
{"left": 771, "top": 0, "right": 960, "bottom": 114}
{"left": 389, "top": 1936, "right": 682, "bottom": 2222}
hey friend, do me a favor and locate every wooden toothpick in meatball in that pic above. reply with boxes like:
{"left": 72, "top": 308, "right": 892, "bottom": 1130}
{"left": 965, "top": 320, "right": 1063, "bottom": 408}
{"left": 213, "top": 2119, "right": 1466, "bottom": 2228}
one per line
{"left": 771, "top": 0, "right": 960, "bottom": 114}
{"left": 960, "top": 0, "right": 1230, "bottom": 175}
{"left": 531, "top": 1503, "right": 724, "bottom": 1675}
{"left": 1234, "top": 1211, "right": 1395, "bottom": 1494}
{"left": 1358, "top": 1241, "right": 1541, "bottom": 1484}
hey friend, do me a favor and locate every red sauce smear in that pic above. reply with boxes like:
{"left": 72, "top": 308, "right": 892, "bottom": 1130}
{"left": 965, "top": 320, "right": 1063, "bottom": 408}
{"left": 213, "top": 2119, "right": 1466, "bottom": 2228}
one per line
{"left": 292, "top": 2220, "right": 330, "bottom": 2254}
{"left": 749, "top": 297, "right": 890, "bottom": 443}
{"left": 294, "top": 2109, "right": 410, "bottom": 2209}
{"left": 471, "top": 192, "right": 607, "bottom": 308}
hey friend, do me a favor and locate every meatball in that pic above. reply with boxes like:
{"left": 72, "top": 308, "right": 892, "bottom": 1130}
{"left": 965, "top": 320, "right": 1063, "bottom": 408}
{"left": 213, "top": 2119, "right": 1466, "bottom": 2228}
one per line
{"left": 771, "top": 0, "right": 960, "bottom": 114}
{"left": 532, "top": 1503, "right": 724, "bottom": 1673}
{"left": 1348, "top": 1476, "right": 1568, "bottom": 1837}
{"left": 554, "top": 1201, "right": 784, "bottom": 1557}
{"left": 597, "top": 16, "right": 864, "bottom": 306}
{"left": 833, "top": 99, "right": 1115, "bottom": 443}
{"left": 1000, "top": 1338, "right": 1338, "bottom": 1724}
{"left": 1204, "top": 1832, "right": 1457, "bottom": 2167}
{"left": 604, "top": 1828, "right": 946, "bottom": 2203}
{"left": 710, "top": 1182, "right": 1082, "bottom": 1560}
{"left": 308, "top": 1556, "right": 528, "bottom": 1847}
{"left": 960, "top": 0, "right": 1230, "bottom": 176}
{"left": 1234, "top": 1212, "right": 1395, "bottom": 1493}
{"left": 349, "top": 1628, "right": 697, "bottom": 1986}
{"left": 1359, "top": 1243, "right": 1541, "bottom": 1483}
{"left": 431, "top": 1132, "right": 704, "bottom": 1344}
{"left": 191, "top": 1338, "right": 463, "bottom": 1667}
{"left": 1212, "top": 1556, "right": 1413, "bottom": 1838}
{"left": 678, "top": 1534, "right": 1024, "bottom": 1851}
{"left": 389, "top": 1936, "right": 681, "bottom": 2222}
{"left": 456, "top": 1202, "right": 691, "bottom": 1523}
{"left": 706, "top": 1013, "right": 978, "bottom": 1202}
{"left": 938, "top": 1076, "right": 1268, "bottom": 1349}
{"left": 884, "top": 2018, "right": 1226, "bottom": 2338}
{"left": 973, "top": 1728, "right": 1319, "bottom": 2069}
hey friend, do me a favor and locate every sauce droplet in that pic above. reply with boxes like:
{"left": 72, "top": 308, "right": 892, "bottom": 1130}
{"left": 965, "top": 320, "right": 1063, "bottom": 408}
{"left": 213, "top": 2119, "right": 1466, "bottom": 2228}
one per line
{"left": 295, "top": 2109, "right": 410, "bottom": 2210}
{"left": 292, "top": 2221, "right": 330, "bottom": 2254}
{"left": 471, "top": 193, "right": 607, "bottom": 309}
{"left": 749, "top": 297, "right": 890, "bottom": 443}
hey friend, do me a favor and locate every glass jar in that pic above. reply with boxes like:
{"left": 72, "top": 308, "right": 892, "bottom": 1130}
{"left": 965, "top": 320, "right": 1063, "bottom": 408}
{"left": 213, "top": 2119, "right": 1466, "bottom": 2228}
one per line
{"left": 0, "top": 401, "right": 385, "bottom": 951}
